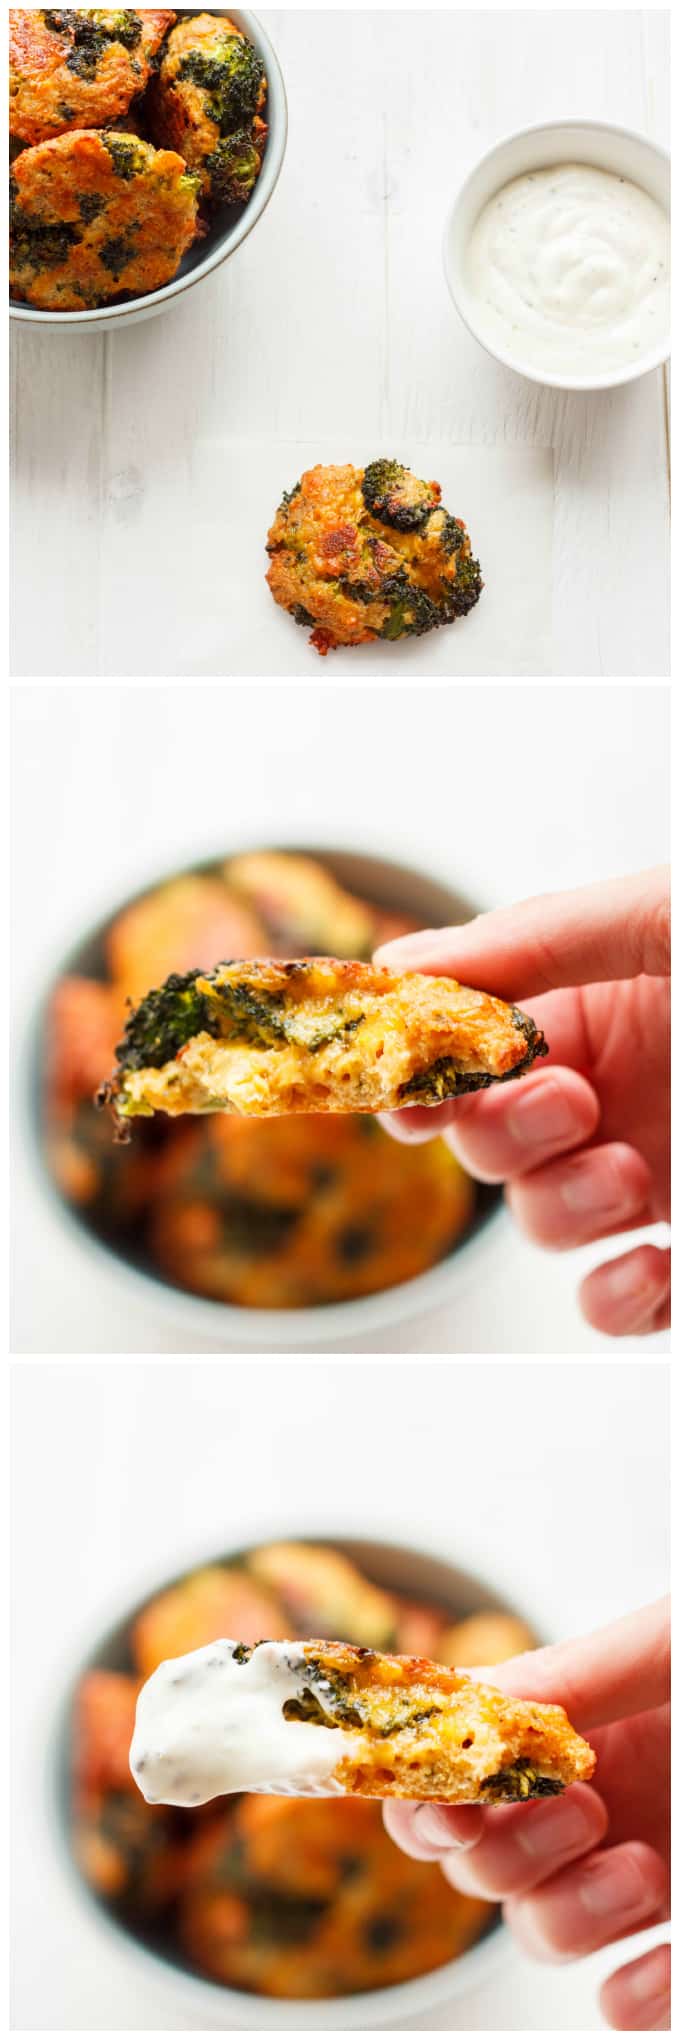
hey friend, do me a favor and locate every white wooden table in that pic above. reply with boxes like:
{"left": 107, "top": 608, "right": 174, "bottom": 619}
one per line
{"left": 10, "top": 9, "right": 670, "bottom": 679}
{"left": 11, "top": 1360, "right": 670, "bottom": 2029}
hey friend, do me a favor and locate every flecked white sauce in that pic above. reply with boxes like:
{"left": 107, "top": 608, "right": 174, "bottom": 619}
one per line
{"left": 464, "top": 163, "right": 669, "bottom": 377}
{"left": 130, "top": 1639, "right": 360, "bottom": 1807}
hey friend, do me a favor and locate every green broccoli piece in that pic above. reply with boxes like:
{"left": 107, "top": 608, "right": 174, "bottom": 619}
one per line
{"left": 444, "top": 551, "right": 483, "bottom": 618}
{"left": 361, "top": 460, "right": 440, "bottom": 532}
{"left": 99, "top": 230, "right": 138, "bottom": 277}
{"left": 438, "top": 513, "right": 467, "bottom": 556}
{"left": 113, "top": 971, "right": 221, "bottom": 1073}
{"left": 102, "top": 134, "right": 147, "bottom": 179}
{"left": 10, "top": 199, "right": 81, "bottom": 273}
{"left": 379, "top": 575, "right": 440, "bottom": 640}
{"left": 178, "top": 33, "right": 265, "bottom": 132}
{"left": 205, "top": 130, "right": 263, "bottom": 205}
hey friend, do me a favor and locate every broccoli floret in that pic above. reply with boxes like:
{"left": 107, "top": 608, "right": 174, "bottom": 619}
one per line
{"left": 379, "top": 575, "right": 440, "bottom": 640}
{"left": 99, "top": 230, "right": 138, "bottom": 276}
{"left": 398, "top": 1058, "right": 495, "bottom": 1104}
{"left": 361, "top": 460, "right": 440, "bottom": 532}
{"left": 49, "top": 10, "right": 142, "bottom": 79}
{"left": 178, "top": 34, "right": 265, "bottom": 132}
{"left": 77, "top": 192, "right": 105, "bottom": 222}
{"left": 444, "top": 551, "right": 483, "bottom": 618}
{"left": 114, "top": 971, "right": 221, "bottom": 1072}
{"left": 204, "top": 130, "right": 262, "bottom": 204}
{"left": 102, "top": 134, "right": 146, "bottom": 179}
{"left": 438, "top": 513, "right": 467, "bottom": 556}
{"left": 483, "top": 1764, "right": 563, "bottom": 1803}
{"left": 10, "top": 203, "right": 81, "bottom": 272}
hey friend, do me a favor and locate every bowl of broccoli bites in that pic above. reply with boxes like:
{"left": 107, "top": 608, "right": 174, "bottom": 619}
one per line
{"left": 9, "top": 10, "right": 288, "bottom": 327}
{"left": 32, "top": 842, "right": 504, "bottom": 1345}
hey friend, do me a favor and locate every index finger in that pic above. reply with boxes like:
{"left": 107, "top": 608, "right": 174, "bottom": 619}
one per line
{"left": 374, "top": 869, "right": 669, "bottom": 1001}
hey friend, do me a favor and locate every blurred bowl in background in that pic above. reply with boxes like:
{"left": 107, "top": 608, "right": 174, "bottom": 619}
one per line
{"left": 10, "top": 10, "right": 288, "bottom": 333}
{"left": 54, "top": 1530, "right": 529, "bottom": 2027}
{"left": 31, "top": 842, "right": 504, "bottom": 1348}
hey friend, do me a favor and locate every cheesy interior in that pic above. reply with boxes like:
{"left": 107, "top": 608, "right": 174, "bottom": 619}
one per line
{"left": 116, "top": 967, "right": 525, "bottom": 1121}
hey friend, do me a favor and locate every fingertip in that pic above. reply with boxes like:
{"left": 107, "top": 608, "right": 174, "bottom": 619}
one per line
{"left": 373, "top": 929, "right": 456, "bottom": 973}
{"left": 377, "top": 1107, "right": 449, "bottom": 1145}
{"left": 600, "top": 1944, "right": 670, "bottom": 2031}
{"left": 580, "top": 1245, "right": 671, "bottom": 1338}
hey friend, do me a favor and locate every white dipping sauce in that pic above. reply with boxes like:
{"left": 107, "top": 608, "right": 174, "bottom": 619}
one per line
{"left": 464, "top": 162, "right": 669, "bottom": 377}
{"left": 130, "top": 1639, "right": 359, "bottom": 1807}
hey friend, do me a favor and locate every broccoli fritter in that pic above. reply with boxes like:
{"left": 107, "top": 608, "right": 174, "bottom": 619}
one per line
{"left": 265, "top": 462, "right": 483, "bottom": 654}
{"left": 10, "top": 128, "right": 200, "bottom": 310}
{"left": 149, "top": 12, "right": 267, "bottom": 205}
{"left": 9, "top": 9, "right": 176, "bottom": 146}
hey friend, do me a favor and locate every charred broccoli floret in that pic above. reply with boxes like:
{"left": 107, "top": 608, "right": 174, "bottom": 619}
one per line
{"left": 205, "top": 129, "right": 264, "bottom": 205}
{"left": 361, "top": 459, "right": 440, "bottom": 532}
{"left": 112, "top": 971, "right": 221, "bottom": 1074}
{"left": 379, "top": 576, "right": 440, "bottom": 640}
{"left": 444, "top": 551, "right": 483, "bottom": 618}
{"left": 178, "top": 34, "right": 265, "bottom": 133}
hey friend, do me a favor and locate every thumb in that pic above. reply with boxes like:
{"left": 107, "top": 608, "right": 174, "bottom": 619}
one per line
{"left": 472, "top": 1599, "right": 669, "bottom": 1732}
{"left": 374, "top": 869, "right": 670, "bottom": 1001}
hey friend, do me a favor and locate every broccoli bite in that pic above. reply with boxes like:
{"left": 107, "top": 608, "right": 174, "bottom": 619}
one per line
{"left": 10, "top": 127, "right": 200, "bottom": 309}
{"left": 149, "top": 12, "right": 267, "bottom": 206}
{"left": 266, "top": 461, "right": 483, "bottom": 653}
{"left": 9, "top": 10, "right": 176, "bottom": 147}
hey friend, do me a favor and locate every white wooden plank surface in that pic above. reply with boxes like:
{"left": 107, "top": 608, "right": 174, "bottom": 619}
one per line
{"left": 10, "top": 9, "right": 670, "bottom": 679}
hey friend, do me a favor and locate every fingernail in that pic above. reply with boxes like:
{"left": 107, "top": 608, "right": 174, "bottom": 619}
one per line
{"left": 517, "top": 1796, "right": 594, "bottom": 1862}
{"left": 561, "top": 1157, "right": 641, "bottom": 1218}
{"left": 579, "top": 1851, "right": 650, "bottom": 1919}
{"left": 507, "top": 1080, "right": 579, "bottom": 1149}
{"left": 630, "top": 1948, "right": 670, "bottom": 2004}
{"left": 604, "top": 1258, "right": 660, "bottom": 1305}
{"left": 412, "top": 1803, "right": 478, "bottom": 1852}
{"left": 375, "top": 930, "right": 441, "bottom": 966}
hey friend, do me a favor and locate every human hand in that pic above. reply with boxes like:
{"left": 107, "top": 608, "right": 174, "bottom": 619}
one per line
{"left": 375, "top": 869, "right": 670, "bottom": 1337}
{"left": 384, "top": 1600, "right": 670, "bottom": 2030}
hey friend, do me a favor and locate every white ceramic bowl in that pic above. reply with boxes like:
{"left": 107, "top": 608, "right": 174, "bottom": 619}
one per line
{"left": 10, "top": 9, "right": 287, "bottom": 332}
{"left": 52, "top": 1529, "right": 515, "bottom": 2028}
{"left": 30, "top": 840, "right": 504, "bottom": 1350}
{"left": 443, "top": 118, "right": 670, "bottom": 392}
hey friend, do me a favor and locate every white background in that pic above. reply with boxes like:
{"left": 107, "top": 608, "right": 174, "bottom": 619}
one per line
{"left": 10, "top": 1360, "right": 670, "bottom": 2030}
{"left": 10, "top": 9, "right": 670, "bottom": 679}
{"left": 11, "top": 682, "right": 670, "bottom": 1356}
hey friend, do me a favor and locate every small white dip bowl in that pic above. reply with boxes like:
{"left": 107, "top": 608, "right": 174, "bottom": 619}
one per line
{"left": 443, "top": 119, "right": 670, "bottom": 392}
{"left": 10, "top": 9, "right": 287, "bottom": 333}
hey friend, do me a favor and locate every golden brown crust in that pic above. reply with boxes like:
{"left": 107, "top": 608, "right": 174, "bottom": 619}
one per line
{"left": 10, "top": 128, "right": 200, "bottom": 310}
{"left": 10, "top": 11, "right": 176, "bottom": 146}
{"left": 102, "top": 956, "right": 548, "bottom": 1125}
{"left": 291, "top": 1639, "right": 595, "bottom": 1804}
